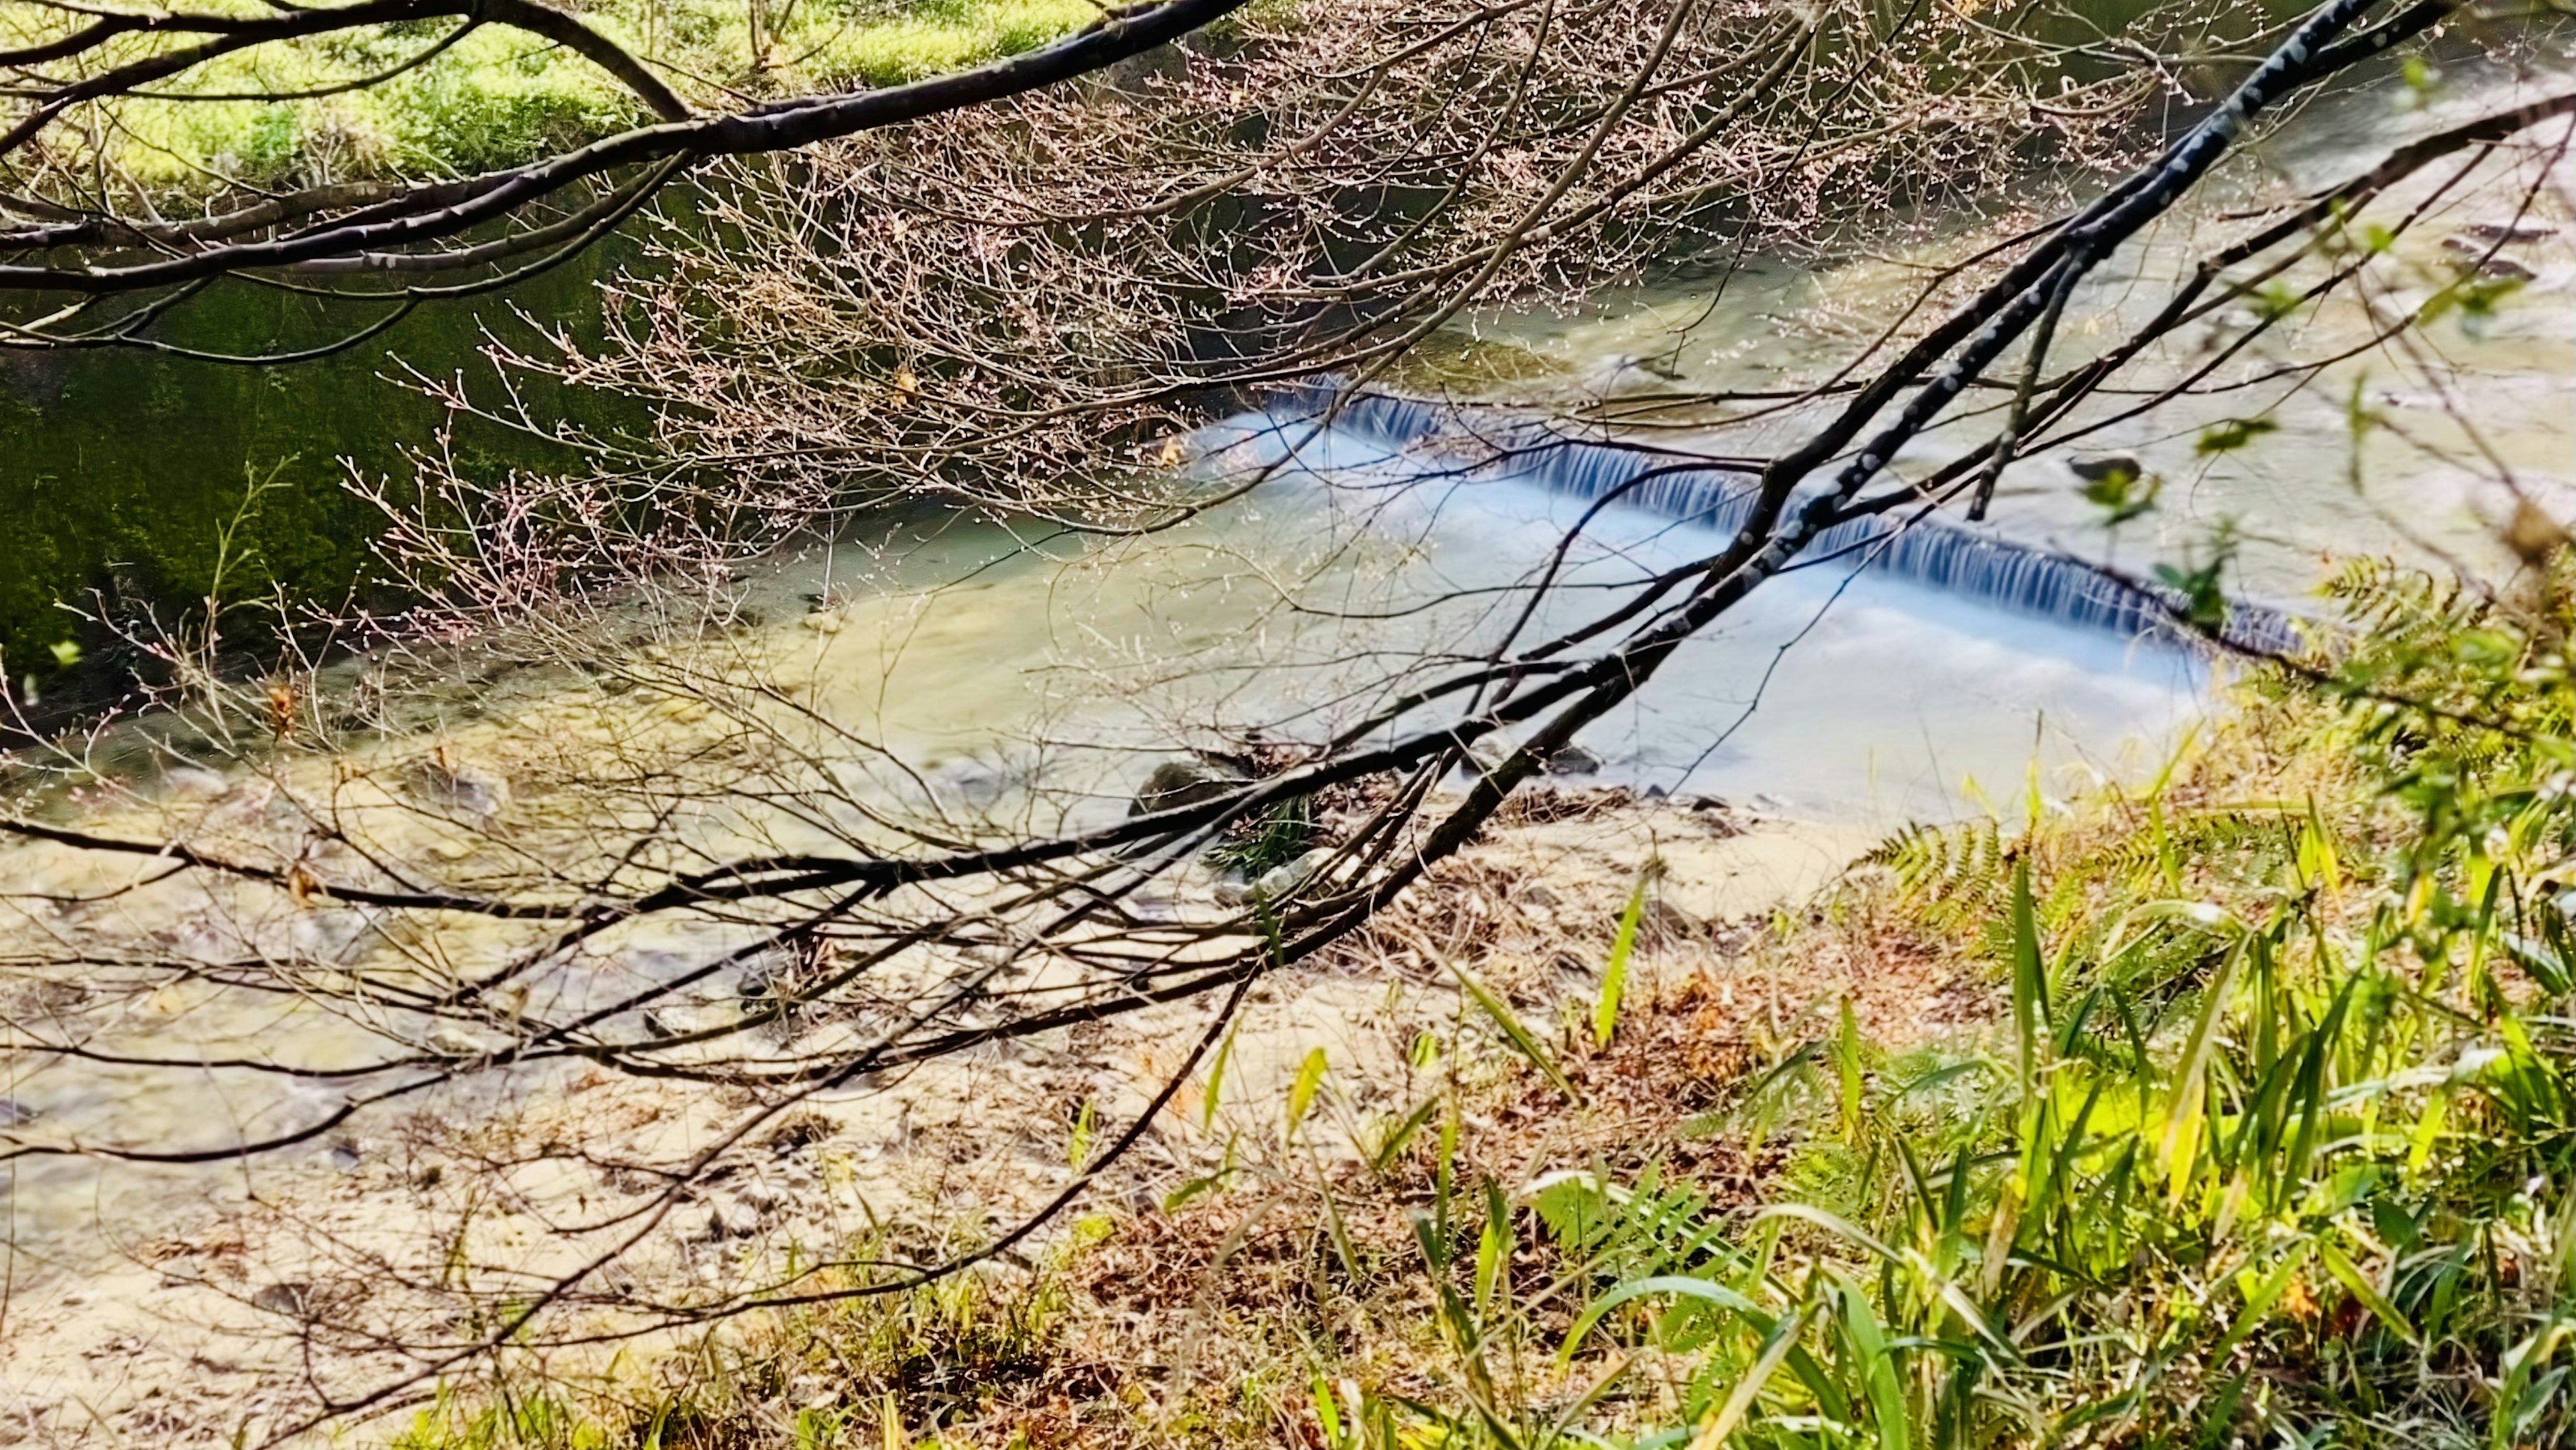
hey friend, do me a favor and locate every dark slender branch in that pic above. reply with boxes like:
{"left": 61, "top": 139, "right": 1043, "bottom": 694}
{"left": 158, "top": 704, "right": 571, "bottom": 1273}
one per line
{"left": 0, "top": 0, "right": 1254, "bottom": 295}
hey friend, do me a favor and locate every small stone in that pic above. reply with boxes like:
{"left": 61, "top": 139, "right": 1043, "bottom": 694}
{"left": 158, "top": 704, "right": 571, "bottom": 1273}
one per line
{"left": 159, "top": 766, "right": 229, "bottom": 799}
{"left": 1584, "top": 352, "right": 1686, "bottom": 395}
{"left": 1128, "top": 758, "right": 1248, "bottom": 817}
{"left": 2067, "top": 452, "right": 2143, "bottom": 484}
{"left": 427, "top": 1025, "right": 493, "bottom": 1057}
{"left": 1541, "top": 743, "right": 1603, "bottom": 776}
{"left": 705, "top": 1198, "right": 765, "bottom": 1239}
{"left": 415, "top": 754, "right": 508, "bottom": 820}
{"left": 762, "top": 1115, "right": 833, "bottom": 1155}
{"left": 251, "top": 1282, "right": 314, "bottom": 1317}
{"left": 2443, "top": 237, "right": 2538, "bottom": 280}
{"left": 2504, "top": 499, "right": 2571, "bottom": 568}
{"left": 1638, "top": 897, "right": 1707, "bottom": 949}
{"left": 1253, "top": 847, "right": 1337, "bottom": 900}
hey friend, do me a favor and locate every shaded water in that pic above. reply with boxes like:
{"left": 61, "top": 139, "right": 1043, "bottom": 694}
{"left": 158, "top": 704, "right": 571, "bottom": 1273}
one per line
{"left": 0, "top": 247, "right": 639, "bottom": 686}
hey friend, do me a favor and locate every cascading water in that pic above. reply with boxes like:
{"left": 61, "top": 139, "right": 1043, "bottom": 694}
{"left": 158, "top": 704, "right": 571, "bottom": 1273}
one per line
{"left": 1254, "top": 384, "right": 2305, "bottom": 654}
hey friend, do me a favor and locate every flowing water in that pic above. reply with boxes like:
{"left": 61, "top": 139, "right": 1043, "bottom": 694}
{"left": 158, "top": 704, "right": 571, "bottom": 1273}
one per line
{"left": 1409, "top": 66, "right": 2575, "bottom": 603}
{"left": 1153, "top": 59, "right": 2575, "bottom": 817}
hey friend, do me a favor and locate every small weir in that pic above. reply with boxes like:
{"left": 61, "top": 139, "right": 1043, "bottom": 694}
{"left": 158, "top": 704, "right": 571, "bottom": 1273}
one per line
{"left": 1258, "top": 386, "right": 2305, "bottom": 656}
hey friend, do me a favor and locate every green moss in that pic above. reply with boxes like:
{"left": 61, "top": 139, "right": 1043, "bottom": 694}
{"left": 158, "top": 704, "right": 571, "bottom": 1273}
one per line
{"left": 1378, "top": 331, "right": 1566, "bottom": 391}
{"left": 0, "top": 254, "right": 640, "bottom": 687}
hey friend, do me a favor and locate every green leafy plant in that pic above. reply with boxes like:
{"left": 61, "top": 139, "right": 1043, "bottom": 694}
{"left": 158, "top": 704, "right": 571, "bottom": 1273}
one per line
{"left": 1312, "top": 554, "right": 2573, "bottom": 1450}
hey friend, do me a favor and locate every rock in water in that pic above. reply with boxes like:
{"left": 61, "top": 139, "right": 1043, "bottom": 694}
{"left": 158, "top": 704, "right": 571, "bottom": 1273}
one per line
{"left": 1128, "top": 759, "right": 1248, "bottom": 817}
{"left": 427, "top": 1024, "right": 495, "bottom": 1057}
{"left": 1542, "top": 743, "right": 1604, "bottom": 776}
{"left": 1253, "top": 847, "right": 1338, "bottom": 901}
{"left": 415, "top": 754, "right": 509, "bottom": 820}
{"left": 1582, "top": 352, "right": 1687, "bottom": 395}
{"left": 2504, "top": 499, "right": 2571, "bottom": 568}
{"left": 159, "top": 764, "right": 229, "bottom": 800}
{"left": 252, "top": 1282, "right": 316, "bottom": 1317}
{"left": 2067, "top": 452, "right": 2143, "bottom": 484}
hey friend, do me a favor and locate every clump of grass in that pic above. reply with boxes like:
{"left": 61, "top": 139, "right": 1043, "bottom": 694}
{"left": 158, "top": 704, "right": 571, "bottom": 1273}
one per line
{"left": 1289, "top": 555, "right": 2576, "bottom": 1449}
{"left": 390, "top": 1242, "right": 1099, "bottom": 1450}
{"left": 1205, "top": 792, "right": 1317, "bottom": 877}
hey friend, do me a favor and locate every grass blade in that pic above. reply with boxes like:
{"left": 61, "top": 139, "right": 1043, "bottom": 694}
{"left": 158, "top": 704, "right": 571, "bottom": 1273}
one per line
{"left": 1595, "top": 872, "right": 1649, "bottom": 1050}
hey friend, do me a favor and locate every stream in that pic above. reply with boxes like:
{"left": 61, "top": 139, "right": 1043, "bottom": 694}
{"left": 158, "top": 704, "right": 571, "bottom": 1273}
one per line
{"left": 1, "top": 54, "right": 2571, "bottom": 1300}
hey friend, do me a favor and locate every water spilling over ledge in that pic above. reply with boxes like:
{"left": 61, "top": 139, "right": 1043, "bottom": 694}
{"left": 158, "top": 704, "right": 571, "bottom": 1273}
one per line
{"left": 1250, "top": 385, "right": 2307, "bottom": 656}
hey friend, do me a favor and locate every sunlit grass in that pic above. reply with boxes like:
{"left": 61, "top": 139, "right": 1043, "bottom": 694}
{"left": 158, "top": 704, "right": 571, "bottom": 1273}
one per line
{"left": 3, "top": 0, "right": 1110, "bottom": 188}
{"left": 1331, "top": 556, "right": 2576, "bottom": 1449}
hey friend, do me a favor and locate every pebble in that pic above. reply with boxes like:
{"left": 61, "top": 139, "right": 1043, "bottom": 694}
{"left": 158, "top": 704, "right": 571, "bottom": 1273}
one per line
{"left": 704, "top": 1198, "right": 766, "bottom": 1239}
{"left": 159, "top": 766, "right": 229, "bottom": 800}
{"left": 1541, "top": 743, "right": 1604, "bottom": 776}
{"left": 251, "top": 1282, "right": 314, "bottom": 1317}
{"left": 1254, "top": 847, "right": 1338, "bottom": 900}
{"left": 427, "top": 1025, "right": 494, "bottom": 1057}
{"left": 416, "top": 757, "right": 508, "bottom": 820}
{"left": 2067, "top": 451, "right": 2143, "bottom": 483}
{"left": 2461, "top": 221, "right": 2555, "bottom": 243}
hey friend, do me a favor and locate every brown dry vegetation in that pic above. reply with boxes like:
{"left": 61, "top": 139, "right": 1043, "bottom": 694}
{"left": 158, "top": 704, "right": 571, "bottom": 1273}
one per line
{"left": 343, "top": 788, "right": 1992, "bottom": 1450}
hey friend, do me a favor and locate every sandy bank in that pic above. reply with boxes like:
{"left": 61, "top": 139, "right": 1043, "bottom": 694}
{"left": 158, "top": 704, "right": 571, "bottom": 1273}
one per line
{"left": 0, "top": 790, "right": 1929, "bottom": 1445}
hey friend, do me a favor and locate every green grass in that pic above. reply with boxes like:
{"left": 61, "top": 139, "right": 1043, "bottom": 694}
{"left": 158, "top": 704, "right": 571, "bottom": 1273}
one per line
{"left": 1318, "top": 558, "right": 2576, "bottom": 1449}
{"left": 386, "top": 1225, "right": 1096, "bottom": 1450}
{"left": 3, "top": 0, "right": 1106, "bottom": 189}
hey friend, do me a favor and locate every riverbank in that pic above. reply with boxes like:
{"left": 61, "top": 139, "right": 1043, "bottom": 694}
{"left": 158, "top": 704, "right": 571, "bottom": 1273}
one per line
{"left": 11, "top": 552, "right": 2563, "bottom": 1449}
{"left": 0, "top": 788, "right": 1886, "bottom": 1443}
